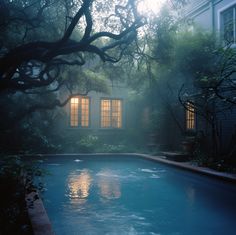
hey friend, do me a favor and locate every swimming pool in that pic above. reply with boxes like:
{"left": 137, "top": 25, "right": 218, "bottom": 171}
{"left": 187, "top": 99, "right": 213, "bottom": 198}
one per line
{"left": 39, "top": 154, "right": 236, "bottom": 235}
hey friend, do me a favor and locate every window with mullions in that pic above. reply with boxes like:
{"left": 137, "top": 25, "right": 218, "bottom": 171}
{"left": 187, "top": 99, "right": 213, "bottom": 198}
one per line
{"left": 101, "top": 99, "right": 122, "bottom": 128}
{"left": 70, "top": 97, "right": 90, "bottom": 127}
{"left": 221, "top": 5, "right": 236, "bottom": 44}
{"left": 186, "top": 102, "right": 195, "bottom": 130}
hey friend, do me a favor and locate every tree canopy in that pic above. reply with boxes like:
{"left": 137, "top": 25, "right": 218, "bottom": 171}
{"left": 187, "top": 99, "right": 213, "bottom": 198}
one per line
{"left": 0, "top": 0, "right": 145, "bottom": 93}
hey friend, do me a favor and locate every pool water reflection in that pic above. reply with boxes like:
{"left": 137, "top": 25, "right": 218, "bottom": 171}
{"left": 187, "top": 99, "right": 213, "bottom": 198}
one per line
{"left": 41, "top": 155, "right": 236, "bottom": 235}
{"left": 67, "top": 169, "right": 92, "bottom": 199}
{"left": 97, "top": 169, "right": 121, "bottom": 200}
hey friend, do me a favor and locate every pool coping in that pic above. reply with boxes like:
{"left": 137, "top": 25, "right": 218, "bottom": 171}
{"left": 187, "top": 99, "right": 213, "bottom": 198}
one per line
{"left": 135, "top": 153, "right": 236, "bottom": 184}
{"left": 25, "top": 191, "right": 55, "bottom": 235}
{"left": 25, "top": 152, "right": 236, "bottom": 235}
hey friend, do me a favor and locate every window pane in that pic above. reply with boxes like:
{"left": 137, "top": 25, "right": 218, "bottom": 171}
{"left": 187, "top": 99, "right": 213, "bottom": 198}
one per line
{"left": 101, "top": 100, "right": 111, "bottom": 127}
{"left": 111, "top": 100, "right": 122, "bottom": 128}
{"left": 81, "top": 97, "right": 89, "bottom": 127}
{"left": 70, "top": 98, "right": 79, "bottom": 126}
{"left": 222, "top": 7, "right": 234, "bottom": 43}
{"left": 186, "top": 102, "right": 195, "bottom": 130}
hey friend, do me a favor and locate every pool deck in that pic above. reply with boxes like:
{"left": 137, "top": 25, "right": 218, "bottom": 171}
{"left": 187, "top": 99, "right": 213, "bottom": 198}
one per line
{"left": 135, "top": 153, "right": 236, "bottom": 184}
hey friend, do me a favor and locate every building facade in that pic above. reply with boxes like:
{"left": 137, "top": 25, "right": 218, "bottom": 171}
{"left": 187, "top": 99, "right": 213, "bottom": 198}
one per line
{"left": 60, "top": 78, "right": 131, "bottom": 152}
{"left": 184, "top": 0, "right": 236, "bottom": 43}
{"left": 66, "top": 82, "right": 128, "bottom": 130}
{"left": 182, "top": 0, "right": 236, "bottom": 155}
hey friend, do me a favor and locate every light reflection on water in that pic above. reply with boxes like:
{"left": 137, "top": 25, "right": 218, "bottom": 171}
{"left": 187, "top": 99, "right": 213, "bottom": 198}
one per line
{"left": 67, "top": 168, "right": 121, "bottom": 201}
{"left": 67, "top": 169, "right": 92, "bottom": 199}
{"left": 97, "top": 169, "right": 121, "bottom": 200}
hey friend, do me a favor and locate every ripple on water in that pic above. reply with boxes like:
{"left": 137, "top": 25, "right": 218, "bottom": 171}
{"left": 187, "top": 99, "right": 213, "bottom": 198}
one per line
{"left": 47, "top": 163, "right": 61, "bottom": 166}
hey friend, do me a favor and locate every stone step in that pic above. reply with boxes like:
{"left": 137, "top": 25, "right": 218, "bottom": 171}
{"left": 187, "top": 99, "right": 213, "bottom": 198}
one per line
{"left": 161, "top": 151, "right": 189, "bottom": 162}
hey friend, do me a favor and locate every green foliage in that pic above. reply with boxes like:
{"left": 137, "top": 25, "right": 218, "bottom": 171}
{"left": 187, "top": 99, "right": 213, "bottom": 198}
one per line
{"left": 83, "top": 70, "right": 111, "bottom": 94}
{"left": 0, "top": 92, "right": 64, "bottom": 154}
{"left": 173, "top": 31, "right": 217, "bottom": 83}
{"left": 61, "top": 67, "right": 111, "bottom": 95}
{"left": 76, "top": 134, "right": 100, "bottom": 153}
{"left": 0, "top": 155, "right": 45, "bottom": 234}
{"left": 152, "top": 7, "right": 178, "bottom": 65}
{"left": 100, "top": 144, "right": 126, "bottom": 153}
{"left": 125, "top": 8, "right": 223, "bottom": 152}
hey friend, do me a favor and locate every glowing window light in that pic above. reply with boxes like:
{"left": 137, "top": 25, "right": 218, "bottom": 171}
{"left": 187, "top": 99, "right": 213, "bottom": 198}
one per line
{"left": 70, "top": 98, "right": 79, "bottom": 127}
{"left": 70, "top": 97, "right": 89, "bottom": 127}
{"left": 81, "top": 97, "right": 89, "bottom": 127}
{"left": 101, "top": 99, "right": 122, "bottom": 128}
{"left": 186, "top": 102, "right": 195, "bottom": 130}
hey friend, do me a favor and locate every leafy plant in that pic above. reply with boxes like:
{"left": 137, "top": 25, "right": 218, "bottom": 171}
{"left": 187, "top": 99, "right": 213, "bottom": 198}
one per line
{"left": 0, "top": 155, "right": 45, "bottom": 234}
{"left": 77, "top": 134, "right": 99, "bottom": 153}
{"left": 100, "top": 144, "right": 126, "bottom": 153}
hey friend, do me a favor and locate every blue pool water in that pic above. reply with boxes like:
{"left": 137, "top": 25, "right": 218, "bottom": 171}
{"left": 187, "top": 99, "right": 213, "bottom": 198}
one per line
{"left": 39, "top": 155, "right": 236, "bottom": 235}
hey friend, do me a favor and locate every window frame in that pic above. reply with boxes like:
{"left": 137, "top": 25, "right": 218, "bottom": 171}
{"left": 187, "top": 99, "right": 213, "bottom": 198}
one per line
{"left": 69, "top": 96, "right": 90, "bottom": 128}
{"left": 218, "top": 1, "right": 236, "bottom": 46}
{"left": 100, "top": 98, "right": 123, "bottom": 129}
{"left": 185, "top": 102, "right": 196, "bottom": 131}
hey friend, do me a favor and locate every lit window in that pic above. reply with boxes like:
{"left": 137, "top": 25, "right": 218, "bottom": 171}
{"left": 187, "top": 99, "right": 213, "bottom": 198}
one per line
{"left": 70, "top": 97, "right": 90, "bottom": 127}
{"left": 186, "top": 102, "right": 195, "bottom": 130}
{"left": 221, "top": 5, "right": 236, "bottom": 44}
{"left": 81, "top": 97, "right": 89, "bottom": 127}
{"left": 101, "top": 99, "right": 122, "bottom": 128}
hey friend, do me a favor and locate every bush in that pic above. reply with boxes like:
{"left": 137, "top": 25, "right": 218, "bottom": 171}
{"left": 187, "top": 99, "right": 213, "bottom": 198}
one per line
{"left": 100, "top": 144, "right": 127, "bottom": 153}
{"left": 76, "top": 134, "right": 99, "bottom": 153}
{"left": 0, "top": 155, "right": 44, "bottom": 235}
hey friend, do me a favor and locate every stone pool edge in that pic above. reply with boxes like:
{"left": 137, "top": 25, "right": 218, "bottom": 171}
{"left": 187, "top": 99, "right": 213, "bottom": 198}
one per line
{"left": 25, "top": 191, "right": 55, "bottom": 235}
{"left": 135, "top": 153, "right": 236, "bottom": 184}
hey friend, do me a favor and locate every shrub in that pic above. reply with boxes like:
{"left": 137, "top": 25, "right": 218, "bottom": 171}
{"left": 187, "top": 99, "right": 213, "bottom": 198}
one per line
{"left": 76, "top": 135, "right": 99, "bottom": 153}
{"left": 0, "top": 155, "right": 44, "bottom": 235}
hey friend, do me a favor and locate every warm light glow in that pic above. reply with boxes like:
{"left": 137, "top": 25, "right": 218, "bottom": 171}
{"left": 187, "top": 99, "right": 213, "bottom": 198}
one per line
{"left": 67, "top": 170, "right": 92, "bottom": 199}
{"left": 186, "top": 102, "right": 195, "bottom": 130}
{"left": 137, "top": 0, "right": 167, "bottom": 16}
{"left": 81, "top": 97, "right": 89, "bottom": 127}
{"left": 101, "top": 99, "right": 122, "bottom": 128}
{"left": 70, "top": 98, "right": 79, "bottom": 126}
{"left": 70, "top": 97, "right": 89, "bottom": 127}
{"left": 97, "top": 170, "right": 121, "bottom": 200}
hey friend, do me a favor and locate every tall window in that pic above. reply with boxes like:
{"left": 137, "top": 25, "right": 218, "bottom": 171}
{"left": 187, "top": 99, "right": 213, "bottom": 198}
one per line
{"left": 186, "top": 102, "right": 195, "bottom": 130}
{"left": 101, "top": 99, "right": 122, "bottom": 128}
{"left": 70, "top": 97, "right": 90, "bottom": 127}
{"left": 221, "top": 5, "right": 236, "bottom": 44}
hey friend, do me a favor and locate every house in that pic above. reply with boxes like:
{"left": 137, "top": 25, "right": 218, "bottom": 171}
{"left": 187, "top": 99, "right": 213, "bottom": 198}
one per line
{"left": 183, "top": 0, "right": 236, "bottom": 41}
{"left": 149, "top": 0, "right": 236, "bottom": 156}
{"left": 60, "top": 77, "right": 133, "bottom": 151}
{"left": 181, "top": 0, "right": 236, "bottom": 156}
{"left": 62, "top": 0, "right": 236, "bottom": 155}
{"left": 67, "top": 81, "right": 127, "bottom": 130}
